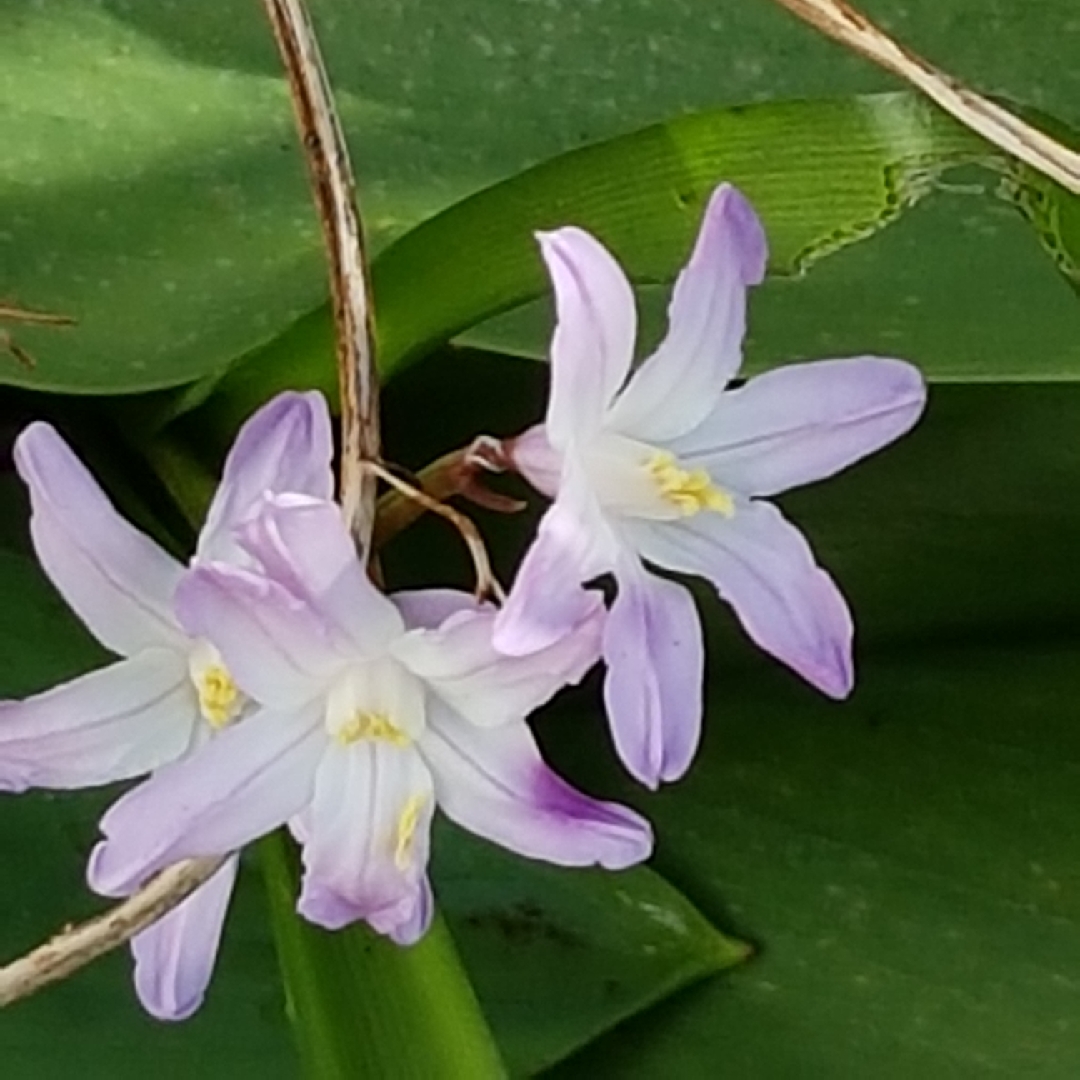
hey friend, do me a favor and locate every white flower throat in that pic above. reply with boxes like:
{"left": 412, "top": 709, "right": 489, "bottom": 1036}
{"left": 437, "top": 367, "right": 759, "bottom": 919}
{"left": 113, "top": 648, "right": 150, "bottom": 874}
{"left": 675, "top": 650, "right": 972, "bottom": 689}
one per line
{"left": 323, "top": 659, "right": 429, "bottom": 871}
{"left": 324, "top": 659, "right": 424, "bottom": 748}
{"left": 583, "top": 434, "right": 734, "bottom": 520}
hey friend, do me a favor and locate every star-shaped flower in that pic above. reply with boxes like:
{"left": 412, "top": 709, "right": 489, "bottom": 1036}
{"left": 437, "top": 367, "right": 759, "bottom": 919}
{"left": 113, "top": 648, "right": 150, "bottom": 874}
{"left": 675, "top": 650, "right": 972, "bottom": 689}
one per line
{"left": 494, "top": 183, "right": 927, "bottom": 788}
{"left": 88, "top": 494, "right": 651, "bottom": 948}
{"left": 0, "top": 391, "right": 333, "bottom": 1018}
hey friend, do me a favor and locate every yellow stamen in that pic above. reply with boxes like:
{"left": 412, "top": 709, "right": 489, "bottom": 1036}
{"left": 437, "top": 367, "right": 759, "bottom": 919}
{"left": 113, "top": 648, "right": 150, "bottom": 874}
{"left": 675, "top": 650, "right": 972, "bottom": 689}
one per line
{"left": 197, "top": 665, "right": 242, "bottom": 729}
{"left": 644, "top": 451, "right": 734, "bottom": 517}
{"left": 394, "top": 794, "right": 427, "bottom": 870}
{"left": 334, "top": 711, "right": 411, "bottom": 748}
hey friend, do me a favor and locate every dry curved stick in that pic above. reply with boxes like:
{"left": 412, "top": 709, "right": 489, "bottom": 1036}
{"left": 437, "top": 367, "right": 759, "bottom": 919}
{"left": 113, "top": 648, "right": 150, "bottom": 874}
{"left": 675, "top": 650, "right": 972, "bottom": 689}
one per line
{"left": 372, "top": 437, "right": 523, "bottom": 550}
{"left": 366, "top": 460, "right": 507, "bottom": 602}
{"left": 769, "top": 0, "right": 1080, "bottom": 194}
{"left": 0, "top": 856, "right": 226, "bottom": 1008}
{"left": 263, "top": 0, "right": 381, "bottom": 551}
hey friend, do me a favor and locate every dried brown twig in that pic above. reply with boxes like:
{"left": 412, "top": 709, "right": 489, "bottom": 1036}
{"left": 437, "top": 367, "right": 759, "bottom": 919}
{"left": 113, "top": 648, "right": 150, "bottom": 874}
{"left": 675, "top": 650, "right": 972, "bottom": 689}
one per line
{"left": 263, "top": 0, "right": 381, "bottom": 550}
{"left": 768, "top": 0, "right": 1080, "bottom": 194}
{"left": 372, "top": 437, "right": 522, "bottom": 549}
{"left": 367, "top": 459, "right": 507, "bottom": 602}
{"left": 0, "top": 858, "right": 226, "bottom": 1007}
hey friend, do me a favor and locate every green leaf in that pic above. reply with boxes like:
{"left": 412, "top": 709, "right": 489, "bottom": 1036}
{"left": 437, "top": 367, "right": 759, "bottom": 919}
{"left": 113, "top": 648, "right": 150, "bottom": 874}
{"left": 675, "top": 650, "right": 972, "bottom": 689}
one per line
{"left": 192, "top": 91, "right": 1002, "bottom": 430}
{"left": 5, "top": 2, "right": 1078, "bottom": 399}
{"left": 435, "top": 826, "right": 748, "bottom": 1077}
{"left": 544, "top": 642, "right": 1080, "bottom": 1078}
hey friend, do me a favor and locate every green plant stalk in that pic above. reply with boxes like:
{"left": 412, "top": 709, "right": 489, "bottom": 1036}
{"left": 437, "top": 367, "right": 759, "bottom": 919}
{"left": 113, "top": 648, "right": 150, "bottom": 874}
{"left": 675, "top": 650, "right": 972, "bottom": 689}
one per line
{"left": 143, "top": 427, "right": 506, "bottom": 1080}
{"left": 262, "top": 832, "right": 506, "bottom": 1080}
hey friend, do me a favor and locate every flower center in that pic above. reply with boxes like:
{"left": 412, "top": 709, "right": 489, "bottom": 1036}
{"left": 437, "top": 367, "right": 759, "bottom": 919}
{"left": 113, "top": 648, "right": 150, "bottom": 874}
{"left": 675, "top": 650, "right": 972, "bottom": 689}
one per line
{"left": 333, "top": 710, "right": 411, "bottom": 748}
{"left": 189, "top": 640, "right": 245, "bottom": 730}
{"left": 644, "top": 450, "right": 734, "bottom": 517}
{"left": 394, "top": 793, "right": 427, "bottom": 870}
{"left": 196, "top": 665, "right": 243, "bottom": 729}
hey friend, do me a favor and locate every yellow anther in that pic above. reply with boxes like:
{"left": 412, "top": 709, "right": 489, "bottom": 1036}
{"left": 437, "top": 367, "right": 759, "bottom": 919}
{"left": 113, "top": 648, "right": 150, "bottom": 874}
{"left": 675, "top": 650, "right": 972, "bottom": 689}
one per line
{"left": 197, "top": 665, "right": 242, "bottom": 729}
{"left": 334, "top": 711, "right": 411, "bottom": 748}
{"left": 644, "top": 451, "right": 734, "bottom": 517}
{"left": 394, "top": 794, "right": 427, "bottom": 870}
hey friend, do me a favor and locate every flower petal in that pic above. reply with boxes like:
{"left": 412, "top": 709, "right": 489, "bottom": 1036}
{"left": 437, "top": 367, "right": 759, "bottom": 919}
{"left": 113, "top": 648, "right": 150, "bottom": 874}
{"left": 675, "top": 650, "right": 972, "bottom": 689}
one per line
{"left": 14, "top": 423, "right": 186, "bottom": 656}
{"left": 175, "top": 564, "right": 345, "bottom": 707}
{"left": 395, "top": 593, "right": 601, "bottom": 728}
{"left": 537, "top": 226, "right": 637, "bottom": 447}
{"left": 198, "top": 392, "right": 333, "bottom": 564}
{"left": 602, "top": 564, "right": 705, "bottom": 788}
{"left": 130, "top": 855, "right": 238, "bottom": 1021}
{"left": 605, "top": 184, "right": 767, "bottom": 443}
{"left": 423, "top": 704, "right": 652, "bottom": 869}
{"left": 88, "top": 705, "right": 322, "bottom": 896}
{"left": 0, "top": 650, "right": 194, "bottom": 792}
{"left": 237, "top": 494, "right": 403, "bottom": 655}
{"left": 628, "top": 500, "right": 854, "bottom": 698}
{"left": 493, "top": 460, "right": 620, "bottom": 656}
{"left": 673, "top": 357, "right": 927, "bottom": 497}
{"left": 296, "top": 741, "right": 434, "bottom": 942}
{"left": 507, "top": 424, "right": 563, "bottom": 498}
{"left": 392, "top": 589, "right": 481, "bottom": 631}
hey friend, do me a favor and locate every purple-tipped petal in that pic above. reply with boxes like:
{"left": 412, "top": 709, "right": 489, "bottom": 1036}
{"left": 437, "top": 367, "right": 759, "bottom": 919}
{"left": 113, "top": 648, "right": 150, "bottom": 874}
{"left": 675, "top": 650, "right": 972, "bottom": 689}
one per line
{"left": 237, "top": 495, "right": 403, "bottom": 656}
{"left": 88, "top": 705, "right": 322, "bottom": 896}
{"left": 494, "top": 462, "right": 618, "bottom": 657}
{"left": 537, "top": 226, "right": 637, "bottom": 447}
{"left": 198, "top": 392, "right": 333, "bottom": 564}
{"left": 296, "top": 742, "right": 434, "bottom": 937}
{"left": 131, "top": 855, "right": 238, "bottom": 1021}
{"left": 629, "top": 500, "right": 854, "bottom": 699}
{"left": 175, "top": 565, "right": 345, "bottom": 708}
{"left": 14, "top": 423, "right": 186, "bottom": 656}
{"left": 673, "top": 357, "right": 927, "bottom": 497}
{"left": 394, "top": 594, "right": 601, "bottom": 728}
{"left": 423, "top": 704, "right": 653, "bottom": 870}
{"left": 606, "top": 184, "right": 767, "bottom": 443}
{"left": 385, "top": 877, "right": 434, "bottom": 946}
{"left": 0, "top": 650, "right": 194, "bottom": 792}
{"left": 602, "top": 565, "right": 705, "bottom": 788}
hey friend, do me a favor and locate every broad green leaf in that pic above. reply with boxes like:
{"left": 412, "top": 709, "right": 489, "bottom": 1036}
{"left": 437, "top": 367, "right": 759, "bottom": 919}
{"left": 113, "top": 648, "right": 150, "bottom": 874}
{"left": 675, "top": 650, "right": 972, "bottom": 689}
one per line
{"left": 192, "top": 91, "right": 1000, "bottom": 430}
{"left": 434, "top": 826, "right": 748, "bottom": 1077}
{"left": 0, "top": 0, "right": 438, "bottom": 395}
{"left": 996, "top": 107, "right": 1080, "bottom": 296}
{"left": 544, "top": 642, "right": 1080, "bottom": 1078}
{"left": 4, "top": 0, "right": 1077, "bottom": 397}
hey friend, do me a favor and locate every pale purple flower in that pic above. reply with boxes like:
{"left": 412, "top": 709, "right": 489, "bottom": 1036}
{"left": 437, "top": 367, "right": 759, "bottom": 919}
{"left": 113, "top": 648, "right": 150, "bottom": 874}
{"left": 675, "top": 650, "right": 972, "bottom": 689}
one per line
{"left": 88, "top": 494, "right": 651, "bottom": 948}
{"left": 493, "top": 183, "right": 927, "bottom": 788}
{"left": 0, "top": 391, "right": 333, "bottom": 1019}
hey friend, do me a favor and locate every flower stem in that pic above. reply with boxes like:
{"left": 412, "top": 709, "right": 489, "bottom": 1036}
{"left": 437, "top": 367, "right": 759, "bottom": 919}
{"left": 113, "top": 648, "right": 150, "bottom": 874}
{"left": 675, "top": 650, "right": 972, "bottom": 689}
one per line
{"left": 260, "top": 832, "right": 506, "bottom": 1080}
{"left": 263, "top": 0, "right": 381, "bottom": 550}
